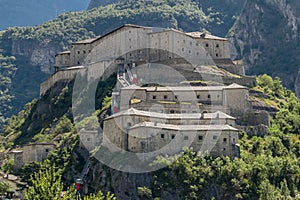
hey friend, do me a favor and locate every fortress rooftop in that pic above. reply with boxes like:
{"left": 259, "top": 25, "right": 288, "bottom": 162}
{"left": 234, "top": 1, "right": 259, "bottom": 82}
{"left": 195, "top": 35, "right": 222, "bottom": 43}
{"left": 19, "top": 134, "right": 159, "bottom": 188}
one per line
{"left": 105, "top": 108, "right": 235, "bottom": 120}
{"left": 129, "top": 122, "right": 238, "bottom": 131}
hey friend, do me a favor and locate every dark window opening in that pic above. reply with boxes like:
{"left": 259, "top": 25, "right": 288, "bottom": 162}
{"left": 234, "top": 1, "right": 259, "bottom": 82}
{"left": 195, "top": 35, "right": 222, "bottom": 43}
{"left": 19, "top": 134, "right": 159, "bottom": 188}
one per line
{"left": 223, "top": 138, "right": 227, "bottom": 142}
{"left": 83, "top": 50, "right": 86, "bottom": 54}
{"left": 184, "top": 136, "right": 189, "bottom": 140}
{"left": 197, "top": 95, "right": 200, "bottom": 99}
{"left": 206, "top": 43, "right": 209, "bottom": 47}
{"left": 223, "top": 148, "right": 226, "bottom": 151}
{"left": 161, "top": 134, "right": 165, "bottom": 139}
{"left": 216, "top": 53, "right": 219, "bottom": 57}
{"left": 213, "top": 136, "right": 217, "bottom": 140}
{"left": 77, "top": 51, "right": 80, "bottom": 54}
{"left": 208, "top": 94, "right": 211, "bottom": 98}
{"left": 170, "top": 110, "right": 175, "bottom": 114}
{"left": 87, "top": 138, "right": 91, "bottom": 141}
{"left": 152, "top": 95, "right": 156, "bottom": 100}
{"left": 171, "top": 135, "right": 175, "bottom": 139}
{"left": 45, "top": 149, "right": 49, "bottom": 152}
{"left": 164, "top": 95, "right": 168, "bottom": 100}
{"left": 216, "top": 44, "right": 219, "bottom": 48}
{"left": 198, "top": 136, "right": 203, "bottom": 140}
{"left": 175, "top": 95, "right": 178, "bottom": 100}
{"left": 77, "top": 61, "right": 80, "bottom": 65}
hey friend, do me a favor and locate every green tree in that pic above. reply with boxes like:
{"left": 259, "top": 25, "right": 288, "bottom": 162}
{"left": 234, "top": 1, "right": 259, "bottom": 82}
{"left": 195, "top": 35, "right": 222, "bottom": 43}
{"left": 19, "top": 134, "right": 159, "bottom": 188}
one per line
{"left": 24, "top": 165, "right": 65, "bottom": 200}
{"left": 0, "top": 182, "right": 10, "bottom": 197}
{"left": 24, "top": 165, "right": 116, "bottom": 200}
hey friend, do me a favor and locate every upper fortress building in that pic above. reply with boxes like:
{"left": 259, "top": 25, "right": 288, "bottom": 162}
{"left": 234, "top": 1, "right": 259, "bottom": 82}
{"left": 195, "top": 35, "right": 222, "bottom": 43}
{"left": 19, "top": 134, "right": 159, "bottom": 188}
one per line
{"left": 41, "top": 24, "right": 270, "bottom": 158}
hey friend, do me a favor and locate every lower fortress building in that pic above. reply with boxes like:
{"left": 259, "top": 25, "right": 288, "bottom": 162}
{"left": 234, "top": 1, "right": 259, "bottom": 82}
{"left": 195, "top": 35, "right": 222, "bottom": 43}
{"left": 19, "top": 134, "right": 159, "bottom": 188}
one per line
{"left": 39, "top": 24, "right": 271, "bottom": 159}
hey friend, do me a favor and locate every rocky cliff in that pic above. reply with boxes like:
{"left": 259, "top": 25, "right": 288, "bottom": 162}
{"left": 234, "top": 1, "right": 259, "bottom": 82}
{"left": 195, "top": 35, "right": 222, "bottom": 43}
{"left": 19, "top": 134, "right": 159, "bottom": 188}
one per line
{"left": 230, "top": 0, "right": 300, "bottom": 96}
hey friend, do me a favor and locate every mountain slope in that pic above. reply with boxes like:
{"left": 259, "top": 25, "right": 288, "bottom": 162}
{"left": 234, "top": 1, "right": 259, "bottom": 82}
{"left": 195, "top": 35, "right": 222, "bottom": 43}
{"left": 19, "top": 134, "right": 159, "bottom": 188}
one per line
{"left": 0, "top": 0, "right": 90, "bottom": 30}
{"left": 0, "top": 0, "right": 244, "bottom": 122}
{"left": 230, "top": 0, "right": 300, "bottom": 96}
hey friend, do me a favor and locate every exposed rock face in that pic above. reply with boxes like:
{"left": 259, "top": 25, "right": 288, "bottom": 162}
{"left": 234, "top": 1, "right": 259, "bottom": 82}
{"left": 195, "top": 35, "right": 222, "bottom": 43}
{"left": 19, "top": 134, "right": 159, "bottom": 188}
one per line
{"left": 230, "top": 0, "right": 300, "bottom": 93}
{"left": 89, "top": 160, "right": 153, "bottom": 200}
{"left": 11, "top": 38, "right": 59, "bottom": 73}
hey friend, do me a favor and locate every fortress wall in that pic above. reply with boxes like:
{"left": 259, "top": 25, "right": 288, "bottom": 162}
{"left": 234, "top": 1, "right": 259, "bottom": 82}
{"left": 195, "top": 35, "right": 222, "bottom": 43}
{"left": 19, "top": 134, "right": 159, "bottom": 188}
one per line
{"left": 55, "top": 53, "right": 70, "bottom": 67}
{"left": 223, "top": 76, "right": 256, "bottom": 88}
{"left": 22, "top": 144, "right": 55, "bottom": 164}
{"left": 208, "top": 130, "right": 238, "bottom": 158}
{"left": 104, "top": 114, "right": 235, "bottom": 131}
{"left": 40, "top": 68, "right": 80, "bottom": 95}
{"left": 223, "top": 87, "right": 251, "bottom": 115}
{"left": 70, "top": 43, "right": 93, "bottom": 66}
{"left": 237, "top": 124, "right": 269, "bottom": 136}
{"left": 237, "top": 111, "right": 270, "bottom": 126}
{"left": 131, "top": 102, "right": 228, "bottom": 114}
{"left": 217, "top": 64, "right": 245, "bottom": 76}
{"left": 127, "top": 127, "right": 238, "bottom": 158}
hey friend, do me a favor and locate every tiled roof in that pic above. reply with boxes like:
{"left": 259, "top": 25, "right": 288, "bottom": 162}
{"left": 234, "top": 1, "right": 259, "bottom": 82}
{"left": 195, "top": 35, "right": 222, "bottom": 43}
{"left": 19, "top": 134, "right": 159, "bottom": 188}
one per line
{"left": 186, "top": 32, "right": 227, "bottom": 41}
{"left": 129, "top": 122, "right": 238, "bottom": 131}
{"left": 121, "top": 84, "right": 246, "bottom": 91}
{"left": 105, "top": 108, "right": 235, "bottom": 120}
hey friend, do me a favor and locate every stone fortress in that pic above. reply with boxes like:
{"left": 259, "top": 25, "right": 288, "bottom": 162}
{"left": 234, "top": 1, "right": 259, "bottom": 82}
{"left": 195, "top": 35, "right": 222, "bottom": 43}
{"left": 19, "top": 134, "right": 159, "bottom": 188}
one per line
{"left": 38, "top": 24, "right": 270, "bottom": 159}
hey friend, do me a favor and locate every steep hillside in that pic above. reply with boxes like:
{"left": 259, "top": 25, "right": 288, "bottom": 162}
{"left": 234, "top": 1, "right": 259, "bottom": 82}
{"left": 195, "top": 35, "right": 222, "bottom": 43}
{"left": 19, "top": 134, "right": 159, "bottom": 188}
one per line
{"left": 230, "top": 0, "right": 300, "bottom": 96}
{"left": 1, "top": 74, "right": 299, "bottom": 199}
{"left": 0, "top": 0, "right": 90, "bottom": 30}
{"left": 0, "top": 0, "right": 243, "bottom": 122}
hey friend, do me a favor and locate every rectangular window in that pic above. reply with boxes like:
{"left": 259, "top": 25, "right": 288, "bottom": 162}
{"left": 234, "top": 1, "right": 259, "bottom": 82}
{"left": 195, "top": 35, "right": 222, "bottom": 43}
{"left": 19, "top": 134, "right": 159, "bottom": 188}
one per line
{"left": 213, "top": 136, "right": 217, "bottom": 140}
{"left": 223, "top": 138, "right": 227, "bottom": 142}
{"left": 171, "top": 135, "right": 175, "bottom": 139}
{"left": 184, "top": 136, "right": 189, "bottom": 140}
{"left": 161, "top": 134, "right": 165, "bottom": 139}
{"left": 164, "top": 95, "right": 168, "bottom": 100}
{"left": 198, "top": 135, "right": 203, "bottom": 140}
{"left": 152, "top": 95, "right": 156, "bottom": 100}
